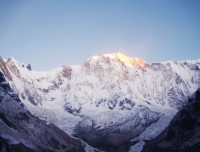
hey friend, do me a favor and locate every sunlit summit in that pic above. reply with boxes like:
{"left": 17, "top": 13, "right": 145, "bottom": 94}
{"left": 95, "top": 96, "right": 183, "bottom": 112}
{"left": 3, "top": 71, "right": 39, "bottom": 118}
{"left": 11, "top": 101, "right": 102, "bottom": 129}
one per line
{"left": 91, "top": 52, "right": 146, "bottom": 68}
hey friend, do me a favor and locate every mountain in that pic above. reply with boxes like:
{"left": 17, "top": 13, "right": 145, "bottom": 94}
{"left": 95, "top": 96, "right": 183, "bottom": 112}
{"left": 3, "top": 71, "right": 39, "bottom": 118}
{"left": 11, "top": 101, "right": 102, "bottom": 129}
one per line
{"left": 0, "top": 53, "right": 200, "bottom": 151}
{"left": 0, "top": 71, "right": 85, "bottom": 152}
{"left": 142, "top": 88, "right": 200, "bottom": 152}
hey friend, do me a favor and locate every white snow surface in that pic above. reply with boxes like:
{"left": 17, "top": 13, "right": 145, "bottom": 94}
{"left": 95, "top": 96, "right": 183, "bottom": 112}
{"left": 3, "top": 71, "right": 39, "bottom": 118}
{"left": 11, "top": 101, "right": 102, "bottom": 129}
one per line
{"left": 129, "top": 109, "right": 177, "bottom": 151}
{"left": 1, "top": 54, "right": 200, "bottom": 142}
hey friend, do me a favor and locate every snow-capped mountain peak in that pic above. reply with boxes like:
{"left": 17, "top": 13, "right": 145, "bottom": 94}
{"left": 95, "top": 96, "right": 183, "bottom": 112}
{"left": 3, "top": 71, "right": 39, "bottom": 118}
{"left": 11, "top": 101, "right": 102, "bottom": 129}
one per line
{"left": 3, "top": 56, "right": 32, "bottom": 71}
{"left": 1, "top": 54, "right": 200, "bottom": 151}
{"left": 89, "top": 52, "right": 146, "bottom": 68}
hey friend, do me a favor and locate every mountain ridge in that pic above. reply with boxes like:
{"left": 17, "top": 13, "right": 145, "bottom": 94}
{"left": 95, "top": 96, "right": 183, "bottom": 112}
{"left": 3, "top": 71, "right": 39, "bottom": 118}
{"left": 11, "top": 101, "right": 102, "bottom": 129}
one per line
{"left": 0, "top": 71, "right": 85, "bottom": 152}
{"left": 2, "top": 53, "right": 200, "bottom": 72}
{"left": 1, "top": 53, "right": 200, "bottom": 151}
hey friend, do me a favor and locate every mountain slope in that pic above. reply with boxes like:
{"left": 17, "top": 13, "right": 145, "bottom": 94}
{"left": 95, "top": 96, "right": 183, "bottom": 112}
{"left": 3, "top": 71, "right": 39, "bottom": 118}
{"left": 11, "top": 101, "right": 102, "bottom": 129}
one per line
{"left": 1, "top": 53, "right": 200, "bottom": 151}
{"left": 2, "top": 54, "right": 200, "bottom": 111}
{"left": 142, "top": 88, "right": 200, "bottom": 152}
{"left": 0, "top": 71, "right": 85, "bottom": 152}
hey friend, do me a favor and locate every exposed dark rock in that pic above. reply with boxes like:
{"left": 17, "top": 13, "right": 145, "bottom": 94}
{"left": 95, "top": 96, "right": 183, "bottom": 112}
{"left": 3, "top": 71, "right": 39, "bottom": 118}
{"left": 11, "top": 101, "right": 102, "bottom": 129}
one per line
{"left": 0, "top": 57, "right": 12, "bottom": 81}
{"left": 0, "top": 137, "right": 36, "bottom": 152}
{"left": 107, "top": 99, "right": 117, "bottom": 110}
{"left": 0, "top": 72, "right": 85, "bottom": 152}
{"left": 142, "top": 88, "right": 200, "bottom": 152}
{"left": 196, "top": 89, "right": 200, "bottom": 101}
{"left": 95, "top": 99, "right": 106, "bottom": 107}
{"left": 119, "top": 98, "right": 135, "bottom": 110}
{"left": 62, "top": 65, "right": 72, "bottom": 80}
{"left": 26, "top": 64, "right": 32, "bottom": 71}
{"left": 74, "top": 106, "right": 161, "bottom": 152}
{"left": 64, "top": 102, "right": 81, "bottom": 116}
{"left": 0, "top": 112, "right": 17, "bottom": 129}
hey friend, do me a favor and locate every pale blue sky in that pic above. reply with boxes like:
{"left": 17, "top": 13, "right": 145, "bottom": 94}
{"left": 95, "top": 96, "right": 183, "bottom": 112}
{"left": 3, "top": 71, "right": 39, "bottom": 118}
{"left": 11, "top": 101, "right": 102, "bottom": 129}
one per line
{"left": 0, "top": 0, "right": 200, "bottom": 70}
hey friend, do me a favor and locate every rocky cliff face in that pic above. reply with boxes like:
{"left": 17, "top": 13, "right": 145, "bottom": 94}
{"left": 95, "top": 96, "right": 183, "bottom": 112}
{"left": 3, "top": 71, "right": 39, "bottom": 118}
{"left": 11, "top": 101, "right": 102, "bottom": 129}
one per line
{"left": 1, "top": 53, "right": 200, "bottom": 151}
{"left": 142, "top": 88, "right": 200, "bottom": 152}
{"left": 0, "top": 71, "right": 85, "bottom": 152}
{"left": 1, "top": 54, "right": 200, "bottom": 112}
